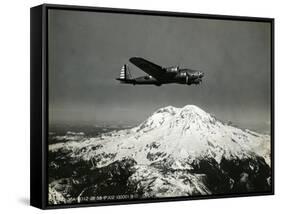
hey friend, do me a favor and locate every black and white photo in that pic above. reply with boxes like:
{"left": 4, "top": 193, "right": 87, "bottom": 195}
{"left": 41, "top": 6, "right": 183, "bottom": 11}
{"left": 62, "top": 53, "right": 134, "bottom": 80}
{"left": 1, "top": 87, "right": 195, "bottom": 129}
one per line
{"left": 30, "top": 4, "right": 274, "bottom": 209}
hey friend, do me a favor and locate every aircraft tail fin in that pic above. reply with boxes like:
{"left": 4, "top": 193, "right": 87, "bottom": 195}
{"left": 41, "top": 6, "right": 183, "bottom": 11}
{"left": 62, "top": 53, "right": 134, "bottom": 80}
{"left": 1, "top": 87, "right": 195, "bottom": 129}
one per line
{"left": 118, "top": 64, "right": 132, "bottom": 80}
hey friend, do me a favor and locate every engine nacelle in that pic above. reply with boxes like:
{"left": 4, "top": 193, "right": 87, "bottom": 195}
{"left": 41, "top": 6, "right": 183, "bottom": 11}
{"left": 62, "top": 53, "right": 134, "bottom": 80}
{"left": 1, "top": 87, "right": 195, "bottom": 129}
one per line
{"left": 194, "top": 78, "right": 200, "bottom": 83}
{"left": 186, "top": 75, "right": 191, "bottom": 85}
{"left": 185, "top": 75, "right": 202, "bottom": 85}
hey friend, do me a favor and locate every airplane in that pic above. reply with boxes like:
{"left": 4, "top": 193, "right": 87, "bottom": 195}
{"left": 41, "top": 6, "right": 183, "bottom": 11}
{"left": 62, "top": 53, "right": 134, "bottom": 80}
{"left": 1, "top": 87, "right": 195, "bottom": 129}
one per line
{"left": 116, "top": 57, "right": 204, "bottom": 86}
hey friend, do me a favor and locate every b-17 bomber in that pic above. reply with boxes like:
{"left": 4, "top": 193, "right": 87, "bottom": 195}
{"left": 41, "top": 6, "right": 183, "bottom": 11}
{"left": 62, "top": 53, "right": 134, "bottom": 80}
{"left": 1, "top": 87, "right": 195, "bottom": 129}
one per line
{"left": 116, "top": 57, "right": 204, "bottom": 86}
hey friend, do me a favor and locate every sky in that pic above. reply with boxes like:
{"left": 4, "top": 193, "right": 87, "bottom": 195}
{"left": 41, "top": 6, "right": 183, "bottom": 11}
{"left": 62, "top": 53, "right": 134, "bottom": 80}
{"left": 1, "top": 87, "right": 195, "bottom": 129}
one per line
{"left": 48, "top": 9, "right": 272, "bottom": 132}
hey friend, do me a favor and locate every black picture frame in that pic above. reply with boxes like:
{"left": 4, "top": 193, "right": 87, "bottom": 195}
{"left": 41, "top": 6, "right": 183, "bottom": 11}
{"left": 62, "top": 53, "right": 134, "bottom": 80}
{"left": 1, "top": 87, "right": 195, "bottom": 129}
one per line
{"left": 30, "top": 4, "right": 274, "bottom": 209}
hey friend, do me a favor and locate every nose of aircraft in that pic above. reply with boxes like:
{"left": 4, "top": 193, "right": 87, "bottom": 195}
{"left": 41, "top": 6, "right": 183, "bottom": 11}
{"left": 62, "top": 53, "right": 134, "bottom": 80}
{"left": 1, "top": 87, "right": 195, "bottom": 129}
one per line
{"left": 199, "top": 71, "right": 204, "bottom": 78}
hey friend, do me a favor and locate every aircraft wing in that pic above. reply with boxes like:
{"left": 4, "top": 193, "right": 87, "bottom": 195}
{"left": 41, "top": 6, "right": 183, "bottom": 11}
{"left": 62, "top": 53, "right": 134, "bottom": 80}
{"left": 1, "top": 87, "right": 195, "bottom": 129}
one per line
{"left": 129, "top": 57, "right": 166, "bottom": 81}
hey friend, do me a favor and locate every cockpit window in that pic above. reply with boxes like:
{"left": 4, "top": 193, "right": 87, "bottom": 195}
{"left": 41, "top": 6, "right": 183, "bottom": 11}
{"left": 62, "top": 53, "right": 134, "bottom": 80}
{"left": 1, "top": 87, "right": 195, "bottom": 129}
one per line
{"left": 171, "top": 67, "right": 179, "bottom": 72}
{"left": 144, "top": 76, "right": 150, "bottom": 80}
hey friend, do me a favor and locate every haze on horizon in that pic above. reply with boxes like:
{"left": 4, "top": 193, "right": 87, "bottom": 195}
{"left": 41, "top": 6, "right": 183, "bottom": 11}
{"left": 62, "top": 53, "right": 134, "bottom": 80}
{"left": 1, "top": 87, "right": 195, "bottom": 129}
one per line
{"left": 48, "top": 9, "right": 272, "bottom": 133}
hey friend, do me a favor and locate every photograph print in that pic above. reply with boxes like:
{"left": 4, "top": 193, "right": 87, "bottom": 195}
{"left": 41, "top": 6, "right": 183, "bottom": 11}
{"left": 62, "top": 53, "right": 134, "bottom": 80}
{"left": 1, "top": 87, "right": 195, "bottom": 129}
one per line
{"left": 47, "top": 7, "right": 273, "bottom": 206}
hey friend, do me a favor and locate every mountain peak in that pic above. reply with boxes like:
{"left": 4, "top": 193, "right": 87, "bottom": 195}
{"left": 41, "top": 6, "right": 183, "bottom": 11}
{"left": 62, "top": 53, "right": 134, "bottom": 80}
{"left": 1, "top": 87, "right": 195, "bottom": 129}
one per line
{"left": 153, "top": 105, "right": 207, "bottom": 116}
{"left": 180, "top": 105, "right": 207, "bottom": 115}
{"left": 178, "top": 105, "right": 212, "bottom": 121}
{"left": 136, "top": 104, "right": 215, "bottom": 134}
{"left": 181, "top": 104, "right": 204, "bottom": 112}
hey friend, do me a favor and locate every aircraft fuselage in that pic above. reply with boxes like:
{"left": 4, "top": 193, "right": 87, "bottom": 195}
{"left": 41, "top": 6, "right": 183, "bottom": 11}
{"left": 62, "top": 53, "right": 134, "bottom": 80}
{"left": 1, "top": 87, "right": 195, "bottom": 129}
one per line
{"left": 118, "top": 69, "right": 203, "bottom": 86}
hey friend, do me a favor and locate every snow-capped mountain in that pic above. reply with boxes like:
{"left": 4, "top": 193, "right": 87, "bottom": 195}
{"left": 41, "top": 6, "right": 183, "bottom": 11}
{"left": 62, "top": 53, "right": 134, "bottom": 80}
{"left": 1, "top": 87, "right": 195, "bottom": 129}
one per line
{"left": 48, "top": 105, "right": 271, "bottom": 204}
